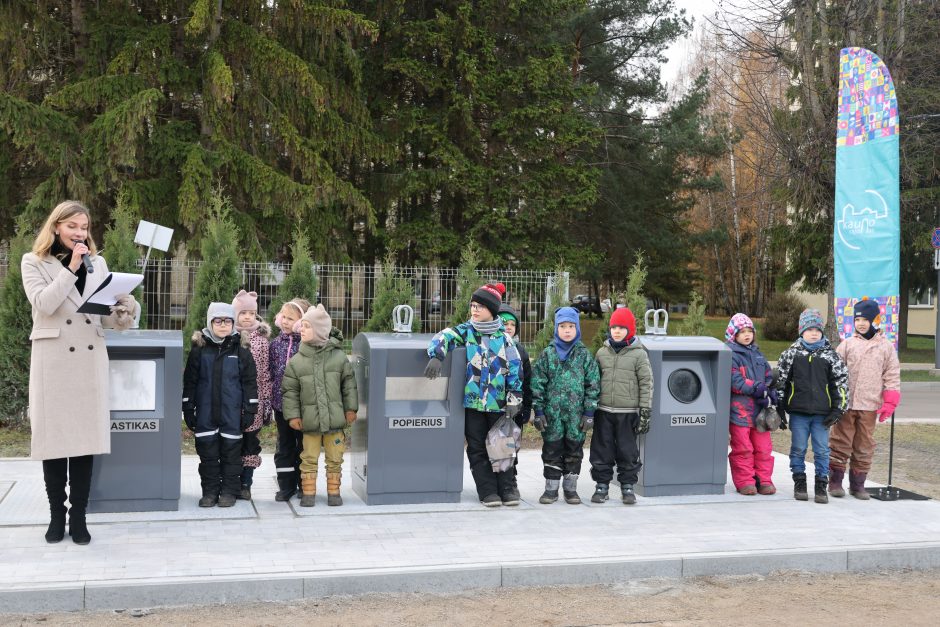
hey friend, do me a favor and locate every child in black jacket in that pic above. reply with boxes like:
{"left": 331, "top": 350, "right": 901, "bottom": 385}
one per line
{"left": 183, "top": 302, "right": 259, "bottom": 508}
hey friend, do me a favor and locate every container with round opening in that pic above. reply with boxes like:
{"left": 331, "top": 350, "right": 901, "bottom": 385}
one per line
{"left": 667, "top": 368, "right": 702, "bottom": 404}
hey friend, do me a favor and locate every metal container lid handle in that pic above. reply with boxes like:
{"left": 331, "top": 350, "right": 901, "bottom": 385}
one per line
{"left": 644, "top": 308, "right": 669, "bottom": 336}
{"left": 392, "top": 304, "right": 415, "bottom": 333}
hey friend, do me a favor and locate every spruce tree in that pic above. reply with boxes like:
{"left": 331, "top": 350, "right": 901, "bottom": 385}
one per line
{"left": 102, "top": 190, "right": 147, "bottom": 328}
{"left": 268, "top": 230, "right": 319, "bottom": 331}
{"left": 447, "top": 242, "right": 481, "bottom": 329}
{"left": 592, "top": 253, "right": 648, "bottom": 348}
{"left": 0, "top": 218, "right": 37, "bottom": 424}
{"left": 362, "top": 258, "right": 421, "bottom": 333}
{"left": 183, "top": 189, "right": 241, "bottom": 349}
{"left": 679, "top": 290, "right": 707, "bottom": 336}
{"left": 531, "top": 266, "right": 569, "bottom": 356}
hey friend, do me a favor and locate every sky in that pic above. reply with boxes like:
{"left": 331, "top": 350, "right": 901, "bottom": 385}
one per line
{"left": 660, "top": 0, "right": 720, "bottom": 91}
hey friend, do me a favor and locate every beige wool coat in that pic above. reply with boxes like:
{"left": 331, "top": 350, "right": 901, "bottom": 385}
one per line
{"left": 22, "top": 252, "right": 131, "bottom": 460}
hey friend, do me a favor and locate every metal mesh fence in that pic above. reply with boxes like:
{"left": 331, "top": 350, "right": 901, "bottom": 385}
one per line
{"left": 0, "top": 250, "right": 563, "bottom": 348}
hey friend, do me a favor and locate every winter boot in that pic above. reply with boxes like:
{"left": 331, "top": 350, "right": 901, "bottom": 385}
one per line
{"left": 828, "top": 466, "right": 846, "bottom": 497}
{"left": 814, "top": 475, "right": 829, "bottom": 504}
{"left": 300, "top": 472, "right": 317, "bottom": 507}
{"left": 563, "top": 473, "right": 581, "bottom": 504}
{"left": 500, "top": 477, "right": 521, "bottom": 506}
{"left": 758, "top": 483, "right": 777, "bottom": 495}
{"left": 327, "top": 472, "right": 343, "bottom": 507}
{"left": 42, "top": 460, "right": 68, "bottom": 544}
{"left": 849, "top": 470, "right": 870, "bottom": 500}
{"left": 792, "top": 472, "right": 808, "bottom": 501}
{"left": 591, "top": 483, "right": 609, "bottom": 503}
{"left": 621, "top": 483, "right": 637, "bottom": 505}
{"left": 275, "top": 472, "right": 298, "bottom": 502}
{"left": 481, "top": 494, "right": 502, "bottom": 507}
{"left": 238, "top": 469, "right": 253, "bottom": 500}
{"left": 217, "top": 493, "right": 236, "bottom": 507}
{"left": 67, "top": 456, "right": 94, "bottom": 545}
{"left": 737, "top": 484, "right": 758, "bottom": 496}
{"left": 198, "top": 492, "right": 218, "bottom": 507}
{"left": 539, "top": 479, "right": 560, "bottom": 504}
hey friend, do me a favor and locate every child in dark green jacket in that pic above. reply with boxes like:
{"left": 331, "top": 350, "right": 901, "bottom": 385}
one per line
{"left": 531, "top": 306, "right": 601, "bottom": 505}
{"left": 282, "top": 305, "right": 358, "bottom": 508}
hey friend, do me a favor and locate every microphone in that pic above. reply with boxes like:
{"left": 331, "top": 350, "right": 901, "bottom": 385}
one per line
{"left": 81, "top": 241, "right": 94, "bottom": 274}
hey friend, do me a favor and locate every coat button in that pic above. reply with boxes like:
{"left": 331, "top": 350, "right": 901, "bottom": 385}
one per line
{"left": 66, "top": 319, "right": 72, "bottom": 324}
{"left": 85, "top": 319, "right": 91, "bottom": 324}
{"left": 88, "top": 345, "right": 94, "bottom": 350}
{"left": 69, "top": 347, "right": 75, "bottom": 352}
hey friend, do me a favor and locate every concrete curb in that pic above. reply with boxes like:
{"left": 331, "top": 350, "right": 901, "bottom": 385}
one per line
{"left": 4, "top": 544, "right": 940, "bottom": 613}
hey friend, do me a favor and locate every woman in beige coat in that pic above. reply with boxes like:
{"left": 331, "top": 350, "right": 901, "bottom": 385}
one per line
{"left": 21, "top": 200, "right": 137, "bottom": 545}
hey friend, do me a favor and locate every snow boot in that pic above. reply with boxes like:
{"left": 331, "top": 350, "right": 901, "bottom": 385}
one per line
{"left": 327, "top": 472, "right": 342, "bottom": 507}
{"left": 792, "top": 472, "right": 808, "bottom": 501}
{"left": 828, "top": 466, "right": 846, "bottom": 497}
{"left": 621, "top": 484, "right": 637, "bottom": 505}
{"left": 300, "top": 472, "right": 317, "bottom": 507}
{"left": 217, "top": 493, "right": 236, "bottom": 507}
{"left": 275, "top": 472, "right": 297, "bottom": 502}
{"left": 814, "top": 475, "right": 829, "bottom": 504}
{"left": 737, "top": 484, "right": 758, "bottom": 495}
{"left": 198, "top": 492, "right": 218, "bottom": 507}
{"left": 563, "top": 473, "right": 580, "bottom": 504}
{"left": 481, "top": 494, "right": 502, "bottom": 507}
{"left": 758, "top": 483, "right": 777, "bottom": 495}
{"left": 591, "top": 483, "right": 609, "bottom": 503}
{"left": 539, "top": 479, "right": 560, "bottom": 504}
{"left": 849, "top": 470, "right": 870, "bottom": 500}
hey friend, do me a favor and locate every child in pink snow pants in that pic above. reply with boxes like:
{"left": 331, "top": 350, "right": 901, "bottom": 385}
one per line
{"left": 726, "top": 314, "right": 776, "bottom": 495}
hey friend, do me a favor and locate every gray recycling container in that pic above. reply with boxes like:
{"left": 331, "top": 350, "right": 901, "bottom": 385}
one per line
{"left": 637, "top": 336, "right": 731, "bottom": 496}
{"left": 350, "top": 333, "right": 466, "bottom": 505}
{"left": 88, "top": 330, "right": 183, "bottom": 513}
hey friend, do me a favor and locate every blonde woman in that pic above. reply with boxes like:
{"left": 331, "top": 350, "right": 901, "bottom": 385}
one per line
{"left": 21, "top": 200, "right": 138, "bottom": 545}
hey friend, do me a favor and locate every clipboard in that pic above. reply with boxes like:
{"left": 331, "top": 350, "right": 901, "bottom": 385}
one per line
{"left": 77, "top": 272, "right": 144, "bottom": 315}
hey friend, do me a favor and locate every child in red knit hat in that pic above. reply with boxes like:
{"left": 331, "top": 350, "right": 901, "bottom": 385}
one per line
{"left": 589, "top": 307, "right": 653, "bottom": 504}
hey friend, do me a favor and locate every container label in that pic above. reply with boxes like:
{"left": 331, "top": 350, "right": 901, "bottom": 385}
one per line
{"left": 388, "top": 417, "right": 447, "bottom": 429}
{"left": 111, "top": 419, "right": 160, "bottom": 432}
{"left": 670, "top": 414, "right": 707, "bottom": 426}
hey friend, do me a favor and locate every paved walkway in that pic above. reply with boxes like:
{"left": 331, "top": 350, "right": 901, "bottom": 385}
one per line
{"left": 1, "top": 449, "right": 939, "bottom": 614}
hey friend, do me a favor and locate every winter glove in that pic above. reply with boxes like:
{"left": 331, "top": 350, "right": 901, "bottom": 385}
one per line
{"left": 579, "top": 414, "right": 594, "bottom": 433}
{"left": 768, "top": 389, "right": 779, "bottom": 406}
{"left": 532, "top": 413, "right": 547, "bottom": 432}
{"left": 637, "top": 408, "right": 651, "bottom": 435}
{"left": 109, "top": 293, "right": 139, "bottom": 331}
{"left": 876, "top": 389, "right": 901, "bottom": 423}
{"left": 755, "top": 396, "right": 771, "bottom": 409}
{"left": 183, "top": 410, "right": 196, "bottom": 432}
{"left": 505, "top": 403, "right": 521, "bottom": 420}
{"left": 823, "top": 410, "right": 842, "bottom": 428}
{"left": 288, "top": 418, "right": 303, "bottom": 431}
{"left": 424, "top": 357, "right": 443, "bottom": 380}
{"left": 751, "top": 382, "right": 767, "bottom": 399}
{"left": 776, "top": 406, "right": 788, "bottom": 431}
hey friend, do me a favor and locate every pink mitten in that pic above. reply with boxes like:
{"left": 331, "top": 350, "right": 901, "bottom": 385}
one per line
{"left": 876, "top": 389, "right": 901, "bottom": 423}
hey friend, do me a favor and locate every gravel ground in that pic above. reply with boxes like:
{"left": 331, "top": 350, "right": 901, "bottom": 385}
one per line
{"left": 4, "top": 570, "right": 940, "bottom": 625}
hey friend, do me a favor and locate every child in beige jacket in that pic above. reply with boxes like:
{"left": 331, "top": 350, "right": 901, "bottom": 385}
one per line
{"left": 832, "top": 299, "right": 901, "bottom": 499}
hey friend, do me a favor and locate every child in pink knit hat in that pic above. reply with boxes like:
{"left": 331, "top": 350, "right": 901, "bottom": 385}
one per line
{"left": 231, "top": 290, "right": 273, "bottom": 500}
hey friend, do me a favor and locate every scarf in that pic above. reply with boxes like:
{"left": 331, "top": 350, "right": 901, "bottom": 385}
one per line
{"left": 607, "top": 335, "right": 635, "bottom": 353}
{"left": 799, "top": 337, "right": 826, "bottom": 352}
{"left": 859, "top": 326, "right": 878, "bottom": 340}
{"left": 235, "top": 317, "right": 261, "bottom": 334}
{"left": 470, "top": 318, "right": 503, "bottom": 336}
{"left": 52, "top": 239, "right": 87, "bottom": 295}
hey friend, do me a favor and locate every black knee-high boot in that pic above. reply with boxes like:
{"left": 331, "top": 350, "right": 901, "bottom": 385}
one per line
{"left": 67, "top": 456, "right": 94, "bottom": 545}
{"left": 42, "top": 458, "right": 68, "bottom": 543}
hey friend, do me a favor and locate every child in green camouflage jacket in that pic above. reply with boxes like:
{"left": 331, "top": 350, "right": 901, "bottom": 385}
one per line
{"left": 531, "top": 306, "right": 601, "bottom": 504}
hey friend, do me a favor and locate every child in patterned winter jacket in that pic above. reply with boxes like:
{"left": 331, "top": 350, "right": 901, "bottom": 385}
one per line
{"left": 232, "top": 290, "right": 273, "bottom": 501}
{"left": 725, "top": 313, "right": 776, "bottom": 496}
{"left": 530, "top": 306, "right": 601, "bottom": 505}
{"left": 775, "top": 308, "right": 849, "bottom": 505}
{"left": 831, "top": 299, "right": 901, "bottom": 500}
{"left": 425, "top": 283, "right": 524, "bottom": 508}
{"left": 268, "top": 298, "right": 311, "bottom": 501}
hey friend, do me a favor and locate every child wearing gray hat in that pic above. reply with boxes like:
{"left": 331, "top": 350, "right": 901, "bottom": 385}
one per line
{"left": 183, "top": 302, "right": 259, "bottom": 508}
{"left": 774, "top": 308, "right": 849, "bottom": 504}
